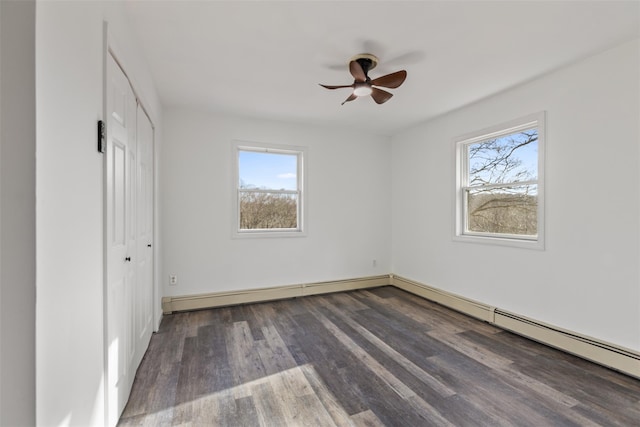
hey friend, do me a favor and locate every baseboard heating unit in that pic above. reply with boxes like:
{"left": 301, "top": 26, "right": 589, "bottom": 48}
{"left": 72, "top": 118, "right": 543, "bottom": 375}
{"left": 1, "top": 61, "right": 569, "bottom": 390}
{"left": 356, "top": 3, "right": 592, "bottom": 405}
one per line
{"left": 163, "top": 273, "right": 640, "bottom": 379}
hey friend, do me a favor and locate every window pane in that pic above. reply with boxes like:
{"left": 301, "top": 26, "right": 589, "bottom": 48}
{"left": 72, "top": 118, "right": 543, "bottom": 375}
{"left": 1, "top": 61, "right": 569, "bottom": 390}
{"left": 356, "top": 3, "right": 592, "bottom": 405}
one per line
{"left": 239, "top": 151, "right": 297, "bottom": 191}
{"left": 468, "top": 129, "right": 538, "bottom": 186}
{"left": 466, "top": 185, "right": 537, "bottom": 236}
{"left": 239, "top": 191, "right": 298, "bottom": 230}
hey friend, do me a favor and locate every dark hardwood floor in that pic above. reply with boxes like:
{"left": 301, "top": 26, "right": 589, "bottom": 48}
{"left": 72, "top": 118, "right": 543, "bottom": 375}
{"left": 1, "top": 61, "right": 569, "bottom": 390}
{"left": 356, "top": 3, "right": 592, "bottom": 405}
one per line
{"left": 119, "top": 286, "right": 640, "bottom": 426}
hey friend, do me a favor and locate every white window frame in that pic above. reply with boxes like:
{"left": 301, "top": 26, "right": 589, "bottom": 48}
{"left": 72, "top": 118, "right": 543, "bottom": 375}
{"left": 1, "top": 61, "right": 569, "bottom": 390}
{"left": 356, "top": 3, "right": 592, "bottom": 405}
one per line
{"left": 454, "top": 112, "right": 545, "bottom": 250}
{"left": 231, "top": 140, "right": 307, "bottom": 238}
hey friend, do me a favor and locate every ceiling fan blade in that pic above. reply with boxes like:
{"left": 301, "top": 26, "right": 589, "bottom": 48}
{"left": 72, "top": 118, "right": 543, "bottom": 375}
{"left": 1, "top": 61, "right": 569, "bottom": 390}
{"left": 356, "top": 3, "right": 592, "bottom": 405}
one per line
{"left": 371, "top": 87, "right": 393, "bottom": 104}
{"left": 370, "top": 70, "right": 407, "bottom": 89}
{"left": 349, "top": 60, "right": 367, "bottom": 83}
{"left": 319, "top": 84, "right": 354, "bottom": 90}
{"left": 341, "top": 93, "right": 357, "bottom": 105}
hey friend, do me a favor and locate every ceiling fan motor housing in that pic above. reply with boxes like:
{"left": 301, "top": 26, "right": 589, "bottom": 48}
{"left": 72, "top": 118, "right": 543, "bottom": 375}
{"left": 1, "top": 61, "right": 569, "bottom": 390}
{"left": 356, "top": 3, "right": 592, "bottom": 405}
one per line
{"left": 350, "top": 53, "right": 378, "bottom": 76}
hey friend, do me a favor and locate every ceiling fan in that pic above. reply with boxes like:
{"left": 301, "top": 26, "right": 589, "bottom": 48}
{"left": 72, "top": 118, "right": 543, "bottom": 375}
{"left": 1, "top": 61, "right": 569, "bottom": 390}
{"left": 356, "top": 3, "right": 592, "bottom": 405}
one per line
{"left": 319, "top": 53, "right": 407, "bottom": 105}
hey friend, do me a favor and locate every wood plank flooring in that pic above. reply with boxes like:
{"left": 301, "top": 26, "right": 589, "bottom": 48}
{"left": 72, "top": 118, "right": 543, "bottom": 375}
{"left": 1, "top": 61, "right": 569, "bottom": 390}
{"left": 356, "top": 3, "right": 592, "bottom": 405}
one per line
{"left": 118, "top": 287, "right": 640, "bottom": 426}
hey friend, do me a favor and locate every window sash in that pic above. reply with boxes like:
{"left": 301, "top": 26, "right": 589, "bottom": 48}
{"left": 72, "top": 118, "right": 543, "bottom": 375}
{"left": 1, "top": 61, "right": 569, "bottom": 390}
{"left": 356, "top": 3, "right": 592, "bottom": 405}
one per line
{"left": 461, "top": 179, "right": 538, "bottom": 192}
{"left": 238, "top": 188, "right": 299, "bottom": 196}
{"left": 461, "top": 126, "right": 538, "bottom": 188}
{"left": 232, "top": 141, "right": 306, "bottom": 237}
{"left": 454, "top": 112, "right": 544, "bottom": 249}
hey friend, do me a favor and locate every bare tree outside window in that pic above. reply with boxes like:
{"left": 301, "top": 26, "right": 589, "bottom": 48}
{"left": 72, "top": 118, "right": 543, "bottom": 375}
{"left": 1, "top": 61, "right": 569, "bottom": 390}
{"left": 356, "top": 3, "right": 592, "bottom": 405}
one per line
{"left": 235, "top": 147, "right": 303, "bottom": 233}
{"left": 467, "top": 130, "right": 537, "bottom": 186}
{"left": 239, "top": 187, "right": 298, "bottom": 229}
{"left": 464, "top": 129, "right": 539, "bottom": 237}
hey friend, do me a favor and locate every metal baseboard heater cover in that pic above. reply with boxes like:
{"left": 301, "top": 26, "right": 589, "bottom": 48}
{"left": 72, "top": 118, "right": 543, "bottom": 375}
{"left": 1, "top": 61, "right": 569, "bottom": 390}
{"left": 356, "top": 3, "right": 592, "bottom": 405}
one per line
{"left": 161, "top": 275, "right": 391, "bottom": 314}
{"left": 493, "top": 309, "right": 640, "bottom": 378}
{"left": 391, "top": 274, "right": 640, "bottom": 379}
{"left": 162, "top": 273, "right": 640, "bottom": 379}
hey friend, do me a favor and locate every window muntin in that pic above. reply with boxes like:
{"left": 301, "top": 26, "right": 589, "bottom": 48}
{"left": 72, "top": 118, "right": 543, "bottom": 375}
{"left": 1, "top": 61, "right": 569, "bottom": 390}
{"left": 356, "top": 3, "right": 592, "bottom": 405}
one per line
{"left": 233, "top": 142, "right": 305, "bottom": 237}
{"left": 456, "top": 113, "right": 544, "bottom": 248}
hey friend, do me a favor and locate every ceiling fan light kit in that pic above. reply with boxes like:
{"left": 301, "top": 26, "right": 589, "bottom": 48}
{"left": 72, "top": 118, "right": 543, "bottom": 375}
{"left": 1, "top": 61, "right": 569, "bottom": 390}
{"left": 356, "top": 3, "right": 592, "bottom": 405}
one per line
{"left": 353, "top": 83, "right": 373, "bottom": 97}
{"left": 320, "top": 53, "right": 407, "bottom": 105}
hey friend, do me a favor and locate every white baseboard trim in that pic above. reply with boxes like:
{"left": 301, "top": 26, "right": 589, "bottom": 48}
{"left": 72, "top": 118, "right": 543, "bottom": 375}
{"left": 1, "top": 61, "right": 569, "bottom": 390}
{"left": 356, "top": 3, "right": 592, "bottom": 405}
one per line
{"left": 161, "top": 274, "right": 391, "bottom": 314}
{"left": 493, "top": 309, "right": 640, "bottom": 379}
{"left": 391, "top": 274, "right": 640, "bottom": 379}
{"left": 391, "top": 274, "right": 496, "bottom": 322}
{"left": 161, "top": 273, "right": 639, "bottom": 379}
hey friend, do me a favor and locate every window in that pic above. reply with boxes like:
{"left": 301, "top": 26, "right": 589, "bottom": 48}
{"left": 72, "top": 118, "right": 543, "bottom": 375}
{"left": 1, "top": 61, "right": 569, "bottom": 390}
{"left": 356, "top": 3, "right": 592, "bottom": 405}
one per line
{"left": 232, "top": 141, "right": 306, "bottom": 237}
{"left": 455, "top": 112, "right": 545, "bottom": 249}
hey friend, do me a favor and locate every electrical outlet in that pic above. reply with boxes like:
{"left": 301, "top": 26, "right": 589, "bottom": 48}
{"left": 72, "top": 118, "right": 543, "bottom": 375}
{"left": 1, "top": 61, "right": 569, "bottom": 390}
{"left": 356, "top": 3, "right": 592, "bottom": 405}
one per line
{"left": 372, "top": 259, "right": 377, "bottom": 267}
{"left": 169, "top": 275, "right": 178, "bottom": 285}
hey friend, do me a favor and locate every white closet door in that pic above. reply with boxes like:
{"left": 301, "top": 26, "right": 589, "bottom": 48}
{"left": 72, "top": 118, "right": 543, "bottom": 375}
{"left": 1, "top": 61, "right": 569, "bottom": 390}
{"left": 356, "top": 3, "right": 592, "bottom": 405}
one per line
{"left": 105, "top": 52, "right": 138, "bottom": 425}
{"left": 134, "top": 104, "right": 154, "bottom": 369}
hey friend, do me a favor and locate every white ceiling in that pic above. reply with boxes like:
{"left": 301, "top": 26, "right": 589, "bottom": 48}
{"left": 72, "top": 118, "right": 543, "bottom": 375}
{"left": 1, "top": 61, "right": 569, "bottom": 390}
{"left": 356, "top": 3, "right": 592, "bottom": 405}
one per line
{"left": 124, "top": 1, "right": 639, "bottom": 136}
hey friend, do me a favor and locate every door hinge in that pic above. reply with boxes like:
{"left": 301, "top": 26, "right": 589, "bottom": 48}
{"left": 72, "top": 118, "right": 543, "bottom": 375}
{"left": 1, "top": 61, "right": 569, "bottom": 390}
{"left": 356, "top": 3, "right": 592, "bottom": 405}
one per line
{"left": 97, "top": 120, "right": 105, "bottom": 153}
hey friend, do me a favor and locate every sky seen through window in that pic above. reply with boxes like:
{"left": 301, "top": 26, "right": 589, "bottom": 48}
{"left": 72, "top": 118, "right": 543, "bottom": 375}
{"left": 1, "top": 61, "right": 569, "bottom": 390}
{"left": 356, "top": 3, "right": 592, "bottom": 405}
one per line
{"left": 239, "top": 150, "right": 297, "bottom": 191}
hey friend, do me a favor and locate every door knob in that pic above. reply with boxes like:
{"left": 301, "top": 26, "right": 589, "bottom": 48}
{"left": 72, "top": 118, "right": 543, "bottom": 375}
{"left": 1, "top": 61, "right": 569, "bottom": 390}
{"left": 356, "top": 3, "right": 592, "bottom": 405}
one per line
{"left": 147, "top": 244, "right": 152, "bottom": 248}
{"left": 125, "top": 257, "right": 131, "bottom": 262}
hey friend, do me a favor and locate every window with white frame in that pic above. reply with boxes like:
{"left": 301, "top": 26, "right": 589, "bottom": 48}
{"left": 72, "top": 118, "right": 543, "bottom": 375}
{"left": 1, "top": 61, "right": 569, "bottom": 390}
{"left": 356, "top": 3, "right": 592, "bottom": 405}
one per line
{"left": 455, "top": 112, "right": 545, "bottom": 248}
{"left": 232, "top": 141, "right": 306, "bottom": 237}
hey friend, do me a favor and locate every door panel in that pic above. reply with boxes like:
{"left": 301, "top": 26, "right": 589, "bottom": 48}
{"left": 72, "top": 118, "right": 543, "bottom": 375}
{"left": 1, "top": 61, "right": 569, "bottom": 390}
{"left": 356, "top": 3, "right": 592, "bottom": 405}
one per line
{"left": 127, "top": 142, "right": 136, "bottom": 372}
{"left": 134, "top": 104, "right": 153, "bottom": 369}
{"left": 112, "top": 141, "right": 126, "bottom": 245}
{"left": 105, "top": 52, "right": 137, "bottom": 425}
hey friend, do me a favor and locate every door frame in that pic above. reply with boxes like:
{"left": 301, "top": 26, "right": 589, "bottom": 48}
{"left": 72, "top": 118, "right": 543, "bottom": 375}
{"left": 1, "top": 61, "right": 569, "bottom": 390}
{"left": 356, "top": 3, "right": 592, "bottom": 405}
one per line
{"left": 102, "top": 22, "right": 158, "bottom": 427}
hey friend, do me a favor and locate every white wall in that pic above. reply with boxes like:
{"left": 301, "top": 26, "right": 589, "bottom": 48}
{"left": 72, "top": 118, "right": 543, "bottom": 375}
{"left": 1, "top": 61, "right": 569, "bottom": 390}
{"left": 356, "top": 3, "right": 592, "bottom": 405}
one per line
{"left": 391, "top": 39, "right": 640, "bottom": 352}
{"left": 0, "top": 1, "right": 36, "bottom": 425}
{"left": 36, "top": 1, "right": 161, "bottom": 425}
{"left": 161, "top": 110, "right": 391, "bottom": 297}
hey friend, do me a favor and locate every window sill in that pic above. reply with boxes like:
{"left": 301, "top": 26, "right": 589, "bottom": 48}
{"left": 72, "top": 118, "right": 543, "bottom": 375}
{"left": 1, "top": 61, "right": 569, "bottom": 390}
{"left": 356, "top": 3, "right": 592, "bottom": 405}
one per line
{"left": 232, "top": 230, "right": 307, "bottom": 239}
{"left": 453, "top": 233, "right": 544, "bottom": 250}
